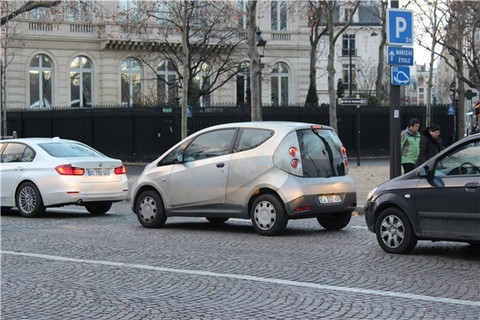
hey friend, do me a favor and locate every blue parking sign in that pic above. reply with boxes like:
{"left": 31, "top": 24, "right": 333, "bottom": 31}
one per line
{"left": 387, "top": 9, "right": 413, "bottom": 46}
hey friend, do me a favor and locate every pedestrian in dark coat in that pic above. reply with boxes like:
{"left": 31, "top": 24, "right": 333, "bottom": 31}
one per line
{"left": 416, "top": 124, "right": 441, "bottom": 167}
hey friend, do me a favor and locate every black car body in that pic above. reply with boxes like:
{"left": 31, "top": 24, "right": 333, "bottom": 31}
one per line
{"left": 365, "top": 133, "right": 480, "bottom": 253}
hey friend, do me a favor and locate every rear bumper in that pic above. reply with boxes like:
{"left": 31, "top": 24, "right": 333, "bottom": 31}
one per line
{"left": 39, "top": 178, "right": 129, "bottom": 206}
{"left": 285, "top": 192, "right": 357, "bottom": 218}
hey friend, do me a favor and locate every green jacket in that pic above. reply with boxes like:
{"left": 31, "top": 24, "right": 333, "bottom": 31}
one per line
{"left": 401, "top": 128, "right": 420, "bottom": 164}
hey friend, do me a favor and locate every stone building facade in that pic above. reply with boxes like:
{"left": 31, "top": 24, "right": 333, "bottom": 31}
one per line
{"left": 1, "top": 0, "right": 382, "bottom": 110}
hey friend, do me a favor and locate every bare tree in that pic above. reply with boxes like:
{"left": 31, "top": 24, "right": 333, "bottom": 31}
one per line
{"left": 410, "top": 0, "right": 447, "bottom": 126}
{"left": 321, "top": 0, "right": 360, "bottom": 133}
{"left": 247, "top": 0, "right": 261, "bottom": 121}
{"left": 1, "top": 0, "right": 62, "bottom": 137}
{"left": 425, "top": 0, "right": 480, "bottom": 139}
{"left": 119, "top": 1, "right": 246, "bottom": 138}
{"left": 1, "top": 0, "right": 61, "bottom": 26}
{"left": 302, "top": 1, "right": 329, "bottom": 107}
{"left": 373, "top": 0, "right": 388, "bottom": 103}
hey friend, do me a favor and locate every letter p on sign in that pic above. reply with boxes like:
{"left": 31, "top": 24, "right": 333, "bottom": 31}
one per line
{"left": 387, "top": 9, "right": 413, "bottom": 46}
{"left": 396, "top": 17, "right": 407, "bottom": 38}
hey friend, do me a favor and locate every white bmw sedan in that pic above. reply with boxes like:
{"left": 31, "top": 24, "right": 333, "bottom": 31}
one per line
{"left": 0, "top": 137, "right": 129, "bottom": 217}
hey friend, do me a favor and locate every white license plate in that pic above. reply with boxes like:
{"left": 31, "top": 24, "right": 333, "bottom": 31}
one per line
{"left": 318, "top": 195, "right": 342, "bottom": 204}
{"left": 87, "top": 169, "right": 110, "bottom": 176}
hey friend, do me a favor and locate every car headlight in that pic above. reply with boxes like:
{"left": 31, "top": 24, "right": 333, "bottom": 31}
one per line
{"left": 366, "top": 187, "right": 378, "bottom": 202}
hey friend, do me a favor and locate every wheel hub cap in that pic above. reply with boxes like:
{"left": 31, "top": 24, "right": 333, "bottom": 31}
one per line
{"left": 254, "top": 201, "right": 276, "bottom": 230}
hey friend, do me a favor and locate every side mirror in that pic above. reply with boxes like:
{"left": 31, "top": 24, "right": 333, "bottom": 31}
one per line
{"left": 175, "top": 153, "right": 183, "bottom": 163}
{"left": 418, "top": 166, "right": 429, "bottom": 178}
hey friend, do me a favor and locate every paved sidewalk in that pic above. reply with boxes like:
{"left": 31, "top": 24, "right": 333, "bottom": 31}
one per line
{"left": 126, "top": 158, "right": 392, "bottom": 215}
{"left": 347, "top": 159, "right": 390, "bottom": 213}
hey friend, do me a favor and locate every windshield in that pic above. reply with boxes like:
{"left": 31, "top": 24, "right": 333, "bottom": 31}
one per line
{"left": 296, "top": 128, "right": 346, "bottom": 177}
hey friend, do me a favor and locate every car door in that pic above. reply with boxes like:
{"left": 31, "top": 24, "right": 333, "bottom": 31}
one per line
{"left": 170, "top": 128, "right": 236, "bottom": 209}
{"left": 0, "top": 143, "right": 36, "bottom": 206}
{"left": 414, "top": 139, "right": 480, "bottom": 240}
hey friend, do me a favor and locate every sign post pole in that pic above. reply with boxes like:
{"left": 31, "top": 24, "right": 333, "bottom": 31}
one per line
{"left": 388, "top": 1, "right": 413, "bottom": 178}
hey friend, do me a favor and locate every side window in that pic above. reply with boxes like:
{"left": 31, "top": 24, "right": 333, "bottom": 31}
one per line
{"left": 1, "top": 143, "right": 35, "bottom": 163}
{"left": 435, "top": 141, "right": 480, "bottom": 176}
{"left": 183, "top": 129, "right": 236, "bottom": 162}
{"left": 158, "top": 144, "right": 185, "bottom": 166}
{"left": 235, "top": 128, "right": 274, "bottom": 152}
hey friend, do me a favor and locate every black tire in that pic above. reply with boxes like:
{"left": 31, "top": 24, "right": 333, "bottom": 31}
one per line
{"left": 375, "top": 208, "right": 418, "bottom": 254}
{"left": 206, "top": 217, "right": 229, "bottom": 224}
{"left": 85, "top": 202, "right": 112, "bottom": 215}
{"left": 15, "top": 182, "right": 45, "bottom": 218}
{"left": 135, "top": 190, "right": 166, "bottom": 228}
{"left": 250, "top": 194, "right": 288, "bottom": 236}
{"left": 317, "top": 211, "right": 352, "bottom": 230}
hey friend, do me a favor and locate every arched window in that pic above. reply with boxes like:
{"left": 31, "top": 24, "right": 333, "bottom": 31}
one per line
{"left": 193, "top": 62, "right": 211, "bottom": 108}
{"left": 157, "top": 59, "right": 178, "bottom": 104}
{"left": 121, "top": 58, "right": 142, "bottom": 107}
{"left": 271, "top": 62, "right": 289, "bottom": 106}
{"left": 29, "top": 54, "right": 53, "bottom": 108}
{"left": 70, "top": 56, "right": 93, "bottom": 108}
{"left": 236, "top": 61, "right": 250, "bottom": 107}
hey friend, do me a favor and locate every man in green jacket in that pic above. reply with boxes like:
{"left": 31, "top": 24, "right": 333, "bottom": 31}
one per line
{"left": 400, "top": 118, "right": 420, "bottom": 173}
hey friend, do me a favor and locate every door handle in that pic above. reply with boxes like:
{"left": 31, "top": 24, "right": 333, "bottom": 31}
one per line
{"left": 216, "top": 163, "right": 225, "bottom": 168}
{"left": 465, "top": 182, "right": 479, "bottom": 192}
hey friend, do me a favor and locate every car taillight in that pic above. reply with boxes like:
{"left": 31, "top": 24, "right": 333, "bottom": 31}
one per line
{"left": 341, "top": 147, "right": 349, "bottom": 167}
{"left": 114, "top": 165, "right": 126, "bottom": 175}
{"left": 288, "top": 146, "right": 300, "bottom": 169}
{"left": 289, "top": 147, "right": 298, "bottom": 157}
{"left": 291, "top": 159, "right": 299, "bottom": 169}
{"left": 56, "top": 165, "right": 85, "bottom": 176}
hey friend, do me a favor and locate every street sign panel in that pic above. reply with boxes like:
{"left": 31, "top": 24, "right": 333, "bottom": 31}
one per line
{"left": 391, "top": 66, "right": 410, "bottom": 86}
{"left": 338, "top": 98, "right": 368, "bottom": 106}
{"left": 387, "top": 46, "right": 414, "bottom": 66}
{"left": 387, "top": 9, "right": 413, "bottom": 46}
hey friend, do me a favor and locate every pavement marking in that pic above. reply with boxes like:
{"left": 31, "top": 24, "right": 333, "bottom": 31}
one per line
{"left": 2, "top": 250, "right": 479, "bottom": 307}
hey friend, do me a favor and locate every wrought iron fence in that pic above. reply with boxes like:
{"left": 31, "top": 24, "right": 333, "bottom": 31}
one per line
{"left": 4, "top": 104, "right": 457, "bottom": 162}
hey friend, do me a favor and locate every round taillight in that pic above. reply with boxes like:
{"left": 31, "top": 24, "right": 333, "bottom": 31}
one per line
{"left": 289, "top": 147, "right": 297, "bottom": 157}
{"left": 291, "top": 158, "right": 299, "bottom": 169}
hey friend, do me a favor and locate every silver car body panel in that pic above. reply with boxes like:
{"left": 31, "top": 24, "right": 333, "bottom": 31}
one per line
{"left": 131, "top": 121, "right": 356, "bottom": 220}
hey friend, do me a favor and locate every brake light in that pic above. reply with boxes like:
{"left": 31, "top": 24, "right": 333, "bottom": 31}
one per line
{"left": 291, "top": 159, "right": 299, "bottom": 169}
{"left": 341, "top": 147, "right": 349, "bottom": 167}
{"left": 114, "top": 165, "right": 126, "bottom": 175}
{"left": 289, "top": 147, "right": 298, "bottom": 157}
{"left": 311, "top": 125, "right": 323, "bottom": 129}
{"left": 56, "top": 165, "right": 85, "bottom": 176}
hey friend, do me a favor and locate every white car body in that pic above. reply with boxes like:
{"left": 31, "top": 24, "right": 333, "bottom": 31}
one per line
{"left": 0, "top": 137, "right": 129, "bottom": 216}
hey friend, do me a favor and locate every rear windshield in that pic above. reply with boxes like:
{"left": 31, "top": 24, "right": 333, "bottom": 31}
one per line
{"left": 39, "top": 142, "right": 104, "bottom": 158}
{"left": 296, "top": 128, "right": 346, "bottom": 177}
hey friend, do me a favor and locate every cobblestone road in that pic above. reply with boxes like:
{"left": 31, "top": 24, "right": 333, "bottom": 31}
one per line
{"left": 2, "top": 201, "right": 479, "bottom": 320}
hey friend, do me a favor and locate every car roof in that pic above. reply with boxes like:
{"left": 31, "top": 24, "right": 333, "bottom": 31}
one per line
{"left": 0, "top": 137, "right": 78, "bottom": 145}
{"left": 195, "top": 121, "right": 334, "bottom": 133}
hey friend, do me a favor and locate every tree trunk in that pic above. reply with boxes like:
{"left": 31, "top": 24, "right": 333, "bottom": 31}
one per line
{"left": 248, "top": 1, "right": 261, "bottom": 121}
{"left": 327, "top": 34, "right": 337, "bottom": 132}
{"left": 181, "top": 1, "right": 190, "bottom": 139}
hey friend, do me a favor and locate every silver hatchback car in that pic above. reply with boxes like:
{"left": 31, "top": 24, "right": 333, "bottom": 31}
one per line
{"left": 131, "top": 122, "right": 356, "bottom": 235}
